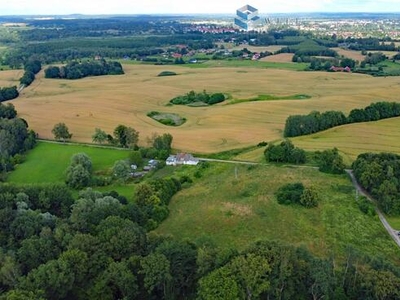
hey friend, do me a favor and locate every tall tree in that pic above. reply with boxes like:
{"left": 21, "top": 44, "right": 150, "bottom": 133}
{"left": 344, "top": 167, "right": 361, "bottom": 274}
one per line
{"left": 113, "top": 125, "right": 139, "bottom": 148}
{"left": 92, "top": 128, "right": 108, "bottom": 144}
{"left": 52, "top": 123, "right": 72, "bottom": 142}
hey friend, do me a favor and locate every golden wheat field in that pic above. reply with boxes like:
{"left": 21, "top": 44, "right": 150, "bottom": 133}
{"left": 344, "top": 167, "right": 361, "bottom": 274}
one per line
{"left": 332, "top": 48, "right": 365, "bottom": 61}
{"left": 5, "top": 63, "right": 400, "bottom": 154}
{"left": 0, "top": 69, "right": 22, "bottom": 87}
{"left": 260, "top": 53, "right": 294, "bottom": 62}
{"left": 292, "top": 117, "right": 400, "bottom": 162}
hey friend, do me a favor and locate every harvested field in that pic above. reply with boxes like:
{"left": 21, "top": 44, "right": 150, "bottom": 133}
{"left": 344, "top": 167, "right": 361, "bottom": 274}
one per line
{"left": 0, "top": 69, "right": 22, "bottom": 87}
{"left": 332, "top": 48, "right": 365, "bottom": 61}
{"left": 292, "top": 117, "right": 400, "bottom": 162}
{"left": 7, "top": 64, "right": 400, "bottom": 154}
{"left": 260, "top": 53, "right": 294, "bottom": 63}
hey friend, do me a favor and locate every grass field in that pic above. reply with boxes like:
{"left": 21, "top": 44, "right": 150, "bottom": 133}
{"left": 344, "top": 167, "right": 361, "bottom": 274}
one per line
{"left": 184, "top": 59, "right": 308, "bottom": 70}
{"left": 216, "top": 44, "right": 284, "bottom": 53}
{"left": 4, "top": 63, "right": 400, "bottom": 156}
{"left": 8, "top": 141, "right": 130, "bottom": 184}
{"left": 156, "top": 163, "right": 399, "bottom": 261}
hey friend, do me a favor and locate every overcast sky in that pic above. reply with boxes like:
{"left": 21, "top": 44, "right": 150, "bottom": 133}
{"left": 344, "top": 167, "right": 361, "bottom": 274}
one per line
{"left": 1, "top": 0, "right": 400, "bottom": 15}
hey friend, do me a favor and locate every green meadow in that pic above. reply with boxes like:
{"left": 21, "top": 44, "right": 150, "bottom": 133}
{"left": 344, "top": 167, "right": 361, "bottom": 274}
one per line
{"left": 7, "top": 141, "right": 134, "bottom": 197}
{"left": 156, "top": 163, "right": 399, "bottom": 262}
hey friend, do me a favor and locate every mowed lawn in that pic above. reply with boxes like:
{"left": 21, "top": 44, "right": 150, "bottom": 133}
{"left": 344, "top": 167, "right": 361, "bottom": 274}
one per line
{"left": 8, "top": 142, "right": 129, "bottom": 184}
{"left": 5, "top": 64, "right": 400, "bottom": 154}
{"left": 156, "top": 163, "right": 399, "bottom": 262}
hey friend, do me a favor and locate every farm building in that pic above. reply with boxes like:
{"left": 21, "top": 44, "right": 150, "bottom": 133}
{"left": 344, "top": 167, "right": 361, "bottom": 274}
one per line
{"left": 166, "top": 153, "right": 199, "bottom": 166}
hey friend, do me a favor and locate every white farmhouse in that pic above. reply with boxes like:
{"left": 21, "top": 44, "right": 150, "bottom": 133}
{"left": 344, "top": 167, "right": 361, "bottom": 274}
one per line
{"left": 166, "top": 153, "right": 199, "bottom": 166}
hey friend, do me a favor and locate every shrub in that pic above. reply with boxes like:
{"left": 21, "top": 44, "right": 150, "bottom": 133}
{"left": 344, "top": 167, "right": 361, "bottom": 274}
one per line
{"left": 158, "top": 71, "right": 177, "bottom": 77}
{"left": 358, "top": 196, "right": 376, "bottom": 216}
{"left": 275, "top": 182, "right": 304, "bottom": 205}
{"left": 276, "top": 183, "right": 318, "bottom": 208}
{"left": 300, "top": 187, "right": 319, "bottom": 208}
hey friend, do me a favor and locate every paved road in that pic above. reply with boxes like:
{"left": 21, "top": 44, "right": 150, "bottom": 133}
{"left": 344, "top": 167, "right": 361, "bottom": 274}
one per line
{"left": 346, "top": 170, "right": 400, "bottom": 248}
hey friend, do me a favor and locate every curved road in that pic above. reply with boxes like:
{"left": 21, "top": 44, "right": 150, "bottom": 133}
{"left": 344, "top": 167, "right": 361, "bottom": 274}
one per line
{"left": 346, "top": 170, "right": 400, "bottom": 248}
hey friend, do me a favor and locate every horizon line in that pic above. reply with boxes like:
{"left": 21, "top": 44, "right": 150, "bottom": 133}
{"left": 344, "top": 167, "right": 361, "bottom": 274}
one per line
{"left": 2, "top": 11, "right": 400, "bottom": 17}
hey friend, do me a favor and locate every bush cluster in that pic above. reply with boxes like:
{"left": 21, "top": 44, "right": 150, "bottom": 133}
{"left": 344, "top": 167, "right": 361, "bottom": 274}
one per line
{"left": 170, "top": 90, "right": 225, "bottom": 106}
{"left": 275, "top": 182, "right": 319, "bottom": 208}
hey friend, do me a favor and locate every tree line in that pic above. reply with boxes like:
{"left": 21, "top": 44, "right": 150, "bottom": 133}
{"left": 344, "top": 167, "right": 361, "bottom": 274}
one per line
{"left": 0, "top": 86, "right": 18, "bottom": 103}
{"left": 284, "top": 101, "right": 400, "bottom": 137}
{"left": 1, "top": 184, "right": 400, "bottom": 299}
{"left": 45, "top": 60, "right": 124, "bottom": 80}
{"left": 264, "top": 140, "right": 345, "bottom": 174}
{"left": 0, "top": 103, "right": 36, "bottom": 177}
{"left": 353, "top": 152, "right": 400, "bottom": 215}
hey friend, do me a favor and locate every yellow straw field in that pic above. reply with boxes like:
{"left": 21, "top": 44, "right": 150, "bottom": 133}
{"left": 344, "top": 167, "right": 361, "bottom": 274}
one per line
{"left": 5, "top": 64, "right": 400, "bottom": 154}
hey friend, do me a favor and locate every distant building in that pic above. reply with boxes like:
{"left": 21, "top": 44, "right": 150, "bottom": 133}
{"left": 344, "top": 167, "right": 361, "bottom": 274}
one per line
{"left": 166, "top": 153, "right": 199, "bottom": 166}
{"left": 234, "top": 4, "right": 262, "bottom": 31}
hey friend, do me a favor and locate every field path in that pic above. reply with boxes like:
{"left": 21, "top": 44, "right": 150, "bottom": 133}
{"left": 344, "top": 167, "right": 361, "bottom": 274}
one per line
{"left": 198, "top": 157, "right": 260, "bottom": 165}
{"left": 346, "top": 170, "right": 400, "bottom": 248}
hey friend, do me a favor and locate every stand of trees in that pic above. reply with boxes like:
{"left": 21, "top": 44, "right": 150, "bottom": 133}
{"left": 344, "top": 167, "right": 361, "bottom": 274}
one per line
{"left": 284, "top": 101, "right": 400, "bottom": 137}
{"left": 0, "top": 86, "right": 19, "bottom": 102}
{"left": 170, "top": 90, "right": 225, "bottom": 106}
{"left": 1, "top": 182, "right": 400, "bottom": 300}
{"left": 0, "top": 103, "right": 36, "bottom": 176}
{"left": 20, "top": 60, "right": 42, "bottom": 87}
{"left": 353, "top": 152, "right": 400, "bottom": 215}
{"left": 264, "top": 140, "right": 306, "bottom": 164}
{"left": 45, "top": 60, "right": 124, "bottom": 80}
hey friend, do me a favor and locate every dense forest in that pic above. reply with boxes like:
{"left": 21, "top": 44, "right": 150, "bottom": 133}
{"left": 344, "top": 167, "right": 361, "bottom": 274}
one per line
{"left": 353, "top": 153, "right": 400, "bottom": 215}
{"left": 284, "top": 101, "right": 400, "bottom": 137}
{"left": 1, "top": 184, "right": 400, "bottom": 299}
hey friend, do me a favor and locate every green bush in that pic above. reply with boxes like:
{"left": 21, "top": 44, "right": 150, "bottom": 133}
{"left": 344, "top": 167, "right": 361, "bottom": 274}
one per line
{"left": 158, "top": 71, "right": 177, "bottom": 77}
{"left": 358, "top": 196, "right": 376, "bottom": 216}
{"left": 275, "top": 182, "right": 304, "bottom": 205}
{"left": 276, "top": 183, "right": 319, "bottom": 208}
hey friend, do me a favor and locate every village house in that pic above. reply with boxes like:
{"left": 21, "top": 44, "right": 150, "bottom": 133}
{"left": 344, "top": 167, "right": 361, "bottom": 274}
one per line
{"left": 166, "top": 153, "right": 199, "bottom": 166}
{"left": 330, "top": 66, "right": 351, "bottom": 72}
